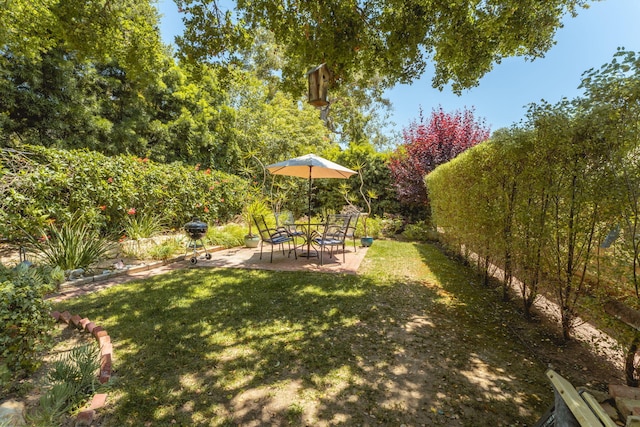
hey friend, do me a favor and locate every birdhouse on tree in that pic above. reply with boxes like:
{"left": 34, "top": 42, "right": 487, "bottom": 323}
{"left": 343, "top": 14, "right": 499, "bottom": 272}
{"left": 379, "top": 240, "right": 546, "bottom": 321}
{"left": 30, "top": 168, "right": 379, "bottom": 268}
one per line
{"left": 306, "top": 64, "right": 331, "bottom": 107}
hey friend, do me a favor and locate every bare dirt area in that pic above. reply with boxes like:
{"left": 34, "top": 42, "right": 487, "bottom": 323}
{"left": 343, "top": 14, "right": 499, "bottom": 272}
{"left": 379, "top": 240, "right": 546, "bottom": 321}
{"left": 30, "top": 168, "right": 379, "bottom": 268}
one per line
{"left": 386, "top": 282, "right": 624, "bottom": 425}
{"left": 507, "top": 303, "right": 624, "bottom": 389}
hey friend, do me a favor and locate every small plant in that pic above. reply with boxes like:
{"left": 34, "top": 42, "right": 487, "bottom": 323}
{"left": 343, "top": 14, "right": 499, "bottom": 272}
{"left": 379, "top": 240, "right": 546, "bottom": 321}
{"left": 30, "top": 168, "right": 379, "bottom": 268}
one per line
{"left": 402, "top": 220, "right": 438, "bottom": 241}
{"left": 27, "top": 343, "right": 100, "bottom": 426}
{"left": 355, "top": 215, "right": 382, "bottom": 239}
{"left": 28, "top": 382, "right": 76, "bottom": 426}
{"left": 380, "top": 214, "right": 404, "bottom": 237}
{"left": 242, "top": 197, "right": 270, "bottom": 238}
{"left": 207, "top": 223, "right": 245, "bottom": 248}
{"left": 123, "top": 211, "right": 165, "bottom": 240}
{"left": 285, "top": 402, "right": 304, "bottom": 424}
{"left": 47, "top": 343, "right": 100, "bottom": 392}
{"left": 46, "top": 265, "right": 66, "bottom": 286}
{"left": 24, "top": 216, "right": 116, "bottom": 271}
{"left": 146, "top": 238, "right": 183, "bottom": 260}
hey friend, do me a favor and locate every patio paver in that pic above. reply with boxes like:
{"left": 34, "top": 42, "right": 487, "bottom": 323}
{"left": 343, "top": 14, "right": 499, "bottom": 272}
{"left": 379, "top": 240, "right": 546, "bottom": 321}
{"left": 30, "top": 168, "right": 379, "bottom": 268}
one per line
{"left": 194, "top": 245, "right": 368, "bottom": 274}
{"left": 49, "top": 245, "right": 368, "bottom": 302}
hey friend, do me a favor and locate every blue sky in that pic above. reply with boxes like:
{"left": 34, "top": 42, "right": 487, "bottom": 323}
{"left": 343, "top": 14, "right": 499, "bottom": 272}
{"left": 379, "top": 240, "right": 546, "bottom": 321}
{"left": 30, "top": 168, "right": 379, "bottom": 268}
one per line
{"left": 157, "top": 0, "right": 640, "bottom": 136}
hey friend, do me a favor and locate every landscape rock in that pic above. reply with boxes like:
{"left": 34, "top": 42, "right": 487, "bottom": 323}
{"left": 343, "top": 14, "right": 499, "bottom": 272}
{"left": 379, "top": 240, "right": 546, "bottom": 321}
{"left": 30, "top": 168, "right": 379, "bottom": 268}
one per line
{"left": 0, "top": 399, "right": 25, "bottom": 426}
{"left": 75, "top": 409, "right": 95, "bottom": 426}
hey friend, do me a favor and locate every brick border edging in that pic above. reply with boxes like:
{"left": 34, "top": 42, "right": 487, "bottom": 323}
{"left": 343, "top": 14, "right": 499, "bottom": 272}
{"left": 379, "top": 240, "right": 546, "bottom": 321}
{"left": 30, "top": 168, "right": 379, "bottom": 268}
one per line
{"left": 50, "top": 310, "right": 111, "bottom": 425}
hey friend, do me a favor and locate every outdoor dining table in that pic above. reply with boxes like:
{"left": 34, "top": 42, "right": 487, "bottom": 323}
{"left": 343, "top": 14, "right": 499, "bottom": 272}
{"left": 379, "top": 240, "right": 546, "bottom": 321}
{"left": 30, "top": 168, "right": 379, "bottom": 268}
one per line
{"left": 286, "top": 222, "right": 324, "bottom": 258}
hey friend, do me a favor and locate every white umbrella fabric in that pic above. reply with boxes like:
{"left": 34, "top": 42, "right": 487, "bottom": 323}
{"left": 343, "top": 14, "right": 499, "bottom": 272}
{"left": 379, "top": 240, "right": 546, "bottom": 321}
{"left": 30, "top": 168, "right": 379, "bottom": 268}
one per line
{"left": 266, "top": 153, "right": 357, "bottom": 257}
{"left": 266, "top": 153, "right": 357, "bottom": 179}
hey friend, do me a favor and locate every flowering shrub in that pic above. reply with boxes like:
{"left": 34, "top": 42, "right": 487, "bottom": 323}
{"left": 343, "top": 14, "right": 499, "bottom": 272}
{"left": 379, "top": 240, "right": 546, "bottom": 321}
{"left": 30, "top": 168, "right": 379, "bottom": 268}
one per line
{"left": 389, "top": 107, "right": 489, "bottom": 217}
{"left": 0, "top": 145, "right": 248, "bottom": 239}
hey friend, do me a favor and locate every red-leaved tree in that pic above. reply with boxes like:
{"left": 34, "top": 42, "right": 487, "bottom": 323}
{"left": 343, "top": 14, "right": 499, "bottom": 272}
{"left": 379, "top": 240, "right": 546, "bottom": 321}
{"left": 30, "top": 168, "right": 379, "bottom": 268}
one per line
{"left": 389, "top": 107, "right": 490, "bottom": 216}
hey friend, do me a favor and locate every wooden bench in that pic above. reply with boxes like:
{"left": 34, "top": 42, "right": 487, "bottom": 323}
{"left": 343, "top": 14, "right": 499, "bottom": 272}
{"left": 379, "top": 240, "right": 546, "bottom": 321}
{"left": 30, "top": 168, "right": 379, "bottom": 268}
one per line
{"left": 535, "top": 369, "right": 617, "bottom": 427}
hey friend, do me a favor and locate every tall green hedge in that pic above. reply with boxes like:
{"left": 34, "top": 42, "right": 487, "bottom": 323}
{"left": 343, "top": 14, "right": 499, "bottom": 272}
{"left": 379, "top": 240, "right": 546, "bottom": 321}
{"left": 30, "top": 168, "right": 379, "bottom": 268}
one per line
{"left": 426, "top": 51, "right": 640, "bottom": 340}
{"left": 427, "top": 117, "right": 635, "bottom": 341}
{"left": 0, "top": 145, "right": 248, "bottom": 239}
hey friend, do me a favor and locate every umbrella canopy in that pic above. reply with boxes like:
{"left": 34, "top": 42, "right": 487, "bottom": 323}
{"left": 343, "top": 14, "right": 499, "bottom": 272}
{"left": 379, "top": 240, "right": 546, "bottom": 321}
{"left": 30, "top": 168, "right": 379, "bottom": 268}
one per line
{"left": 266, "top": 154, "right": 356, "bottom": 258}
{"left": 266, "top": 154, "right": 356, "bottom": 179}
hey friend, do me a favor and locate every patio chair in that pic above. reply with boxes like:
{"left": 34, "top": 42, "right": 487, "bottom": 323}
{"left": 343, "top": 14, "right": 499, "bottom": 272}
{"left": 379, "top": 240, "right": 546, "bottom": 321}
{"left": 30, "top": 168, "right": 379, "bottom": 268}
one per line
{"left": 345, "top": 213, "right": 359, "bottom": 251}
{"left": 253, "top": 215, "right": 297, "bottom": 263}
{"left": 311, "top": 215, "right": 352, "bottom": 265}
{"left": 275, "top": 211, "right": 306, "bottom": 254}
{"left": 276, "top": 211, "right": 305, "bottom": 239}
{"left": 326, "top": 214, "right": 358, "bottom": 250}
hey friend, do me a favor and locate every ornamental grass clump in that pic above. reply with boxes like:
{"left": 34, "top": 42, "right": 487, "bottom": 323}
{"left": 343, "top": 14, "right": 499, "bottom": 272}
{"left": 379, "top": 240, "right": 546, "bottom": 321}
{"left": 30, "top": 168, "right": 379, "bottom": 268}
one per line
{"left": 123, "top": 210, "right": 165, "bottom": 240}
{"left": 206, "top": 223, "right": 245, "bottom": 248}
{"left": 146, "top": 237, "right": 184, "bottom": 260}
{"left": 25, "top": 216, "right": 115, "bottom": 272}
{"left": 27, "top": 343, "right": 100, "bottom": 426}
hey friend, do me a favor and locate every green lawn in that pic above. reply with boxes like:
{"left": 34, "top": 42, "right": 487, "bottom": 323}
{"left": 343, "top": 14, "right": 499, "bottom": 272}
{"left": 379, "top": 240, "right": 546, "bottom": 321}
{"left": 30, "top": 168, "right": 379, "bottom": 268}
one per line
{"left": 56, "top": 240, "right": 558, "bottom": 426}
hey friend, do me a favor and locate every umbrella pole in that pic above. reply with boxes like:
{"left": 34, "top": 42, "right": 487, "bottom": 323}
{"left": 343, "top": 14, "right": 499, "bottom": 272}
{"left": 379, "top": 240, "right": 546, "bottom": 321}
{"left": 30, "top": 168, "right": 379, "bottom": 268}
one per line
{"left": 307, "top": 165, "right": 312, "bottom": 257}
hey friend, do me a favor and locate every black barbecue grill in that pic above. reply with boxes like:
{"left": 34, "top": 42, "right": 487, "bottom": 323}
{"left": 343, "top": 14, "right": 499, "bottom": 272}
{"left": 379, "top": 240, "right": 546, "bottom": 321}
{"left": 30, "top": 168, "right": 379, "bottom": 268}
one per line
{"left": 184, "top": 218, "right": 212, "bottom": 264}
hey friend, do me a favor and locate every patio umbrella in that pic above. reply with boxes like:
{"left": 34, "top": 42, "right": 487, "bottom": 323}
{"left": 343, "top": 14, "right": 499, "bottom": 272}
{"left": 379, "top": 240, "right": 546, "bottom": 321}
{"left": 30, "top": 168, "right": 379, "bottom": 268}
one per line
{"left": 266, "top": 154, "right": 357, "bottom": 256}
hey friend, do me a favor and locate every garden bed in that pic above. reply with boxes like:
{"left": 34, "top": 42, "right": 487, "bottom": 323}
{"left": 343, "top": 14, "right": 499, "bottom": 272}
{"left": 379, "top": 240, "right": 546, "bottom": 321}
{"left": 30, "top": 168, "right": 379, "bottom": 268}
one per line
{"left": 14, "top": 323, "right": 98, "bottom": 426}
{"left": 0, "top": 233, "right": 191, "bottom": 281}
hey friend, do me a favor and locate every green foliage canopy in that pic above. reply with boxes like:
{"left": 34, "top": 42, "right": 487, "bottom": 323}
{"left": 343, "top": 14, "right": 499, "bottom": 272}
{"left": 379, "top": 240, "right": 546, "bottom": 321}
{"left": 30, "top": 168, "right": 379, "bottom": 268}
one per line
{"left": 0, "top": 0, "right": 165, "bottom": 81}
{"left": 176, "top": 0, "right": 589, "bottom": 93}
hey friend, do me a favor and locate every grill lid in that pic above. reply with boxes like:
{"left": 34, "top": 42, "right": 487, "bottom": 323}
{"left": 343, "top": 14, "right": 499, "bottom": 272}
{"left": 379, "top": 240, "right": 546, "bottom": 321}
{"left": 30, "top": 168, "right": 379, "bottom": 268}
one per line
{"left": 184, "top": 218, "right": 208, "bottom": 234}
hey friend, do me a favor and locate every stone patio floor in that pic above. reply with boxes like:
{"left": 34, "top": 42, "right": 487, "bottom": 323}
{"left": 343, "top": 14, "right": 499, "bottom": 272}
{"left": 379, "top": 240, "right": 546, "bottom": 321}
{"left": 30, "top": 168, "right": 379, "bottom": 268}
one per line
{"left": 50, "top": 244, "right": 369, "bottom": 302}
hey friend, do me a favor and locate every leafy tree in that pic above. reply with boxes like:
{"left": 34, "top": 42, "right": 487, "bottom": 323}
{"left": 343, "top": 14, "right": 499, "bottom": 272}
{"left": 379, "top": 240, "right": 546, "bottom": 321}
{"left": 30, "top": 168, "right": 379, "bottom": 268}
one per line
{"left": 4, "top": 53, "right": 83, "bottom": 146}
{"left": 0, "top": 2, "right": 332, "bottom": 171}
{"left": 505, "top": 129, "right": 552, "bottom": 319}
{"left": 389, "top": 107, "right": 489, "bottom": 218}
{"left": 230, "top": 26, "right": 394, "bottom": 151}
{"left": 321, "top": 80, "right": 394, "bottom": 149}
{"left": 579, "top": 49, "right": 640, "bottom": 298}
{"left": 234, "top": 27, "right": 285, "bottom": 92}
{"left": 0, "top": 0, "right": 170, "bottom": 154}
{"left": 148, "top": 62, "right": 241, "bottom": 169}
{"left": 0, "top": 38, "right": 233, "bottom": 168}
{"left": 176, "top": 0, "right": 588, "bottom": 93}
{"left": 0, "top": 0, "right": 164, "bottom": 82}
{"left": 329, "top": 142, "right": 397, "bottom": 215}
{"left": 528, "top": 100, "right": 609, "bottom": 340}
{"left": 230, "top": 68, "right": 331, "bottom": 168}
